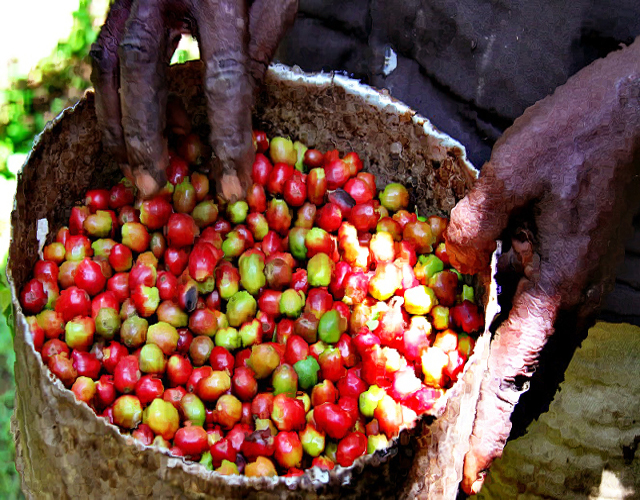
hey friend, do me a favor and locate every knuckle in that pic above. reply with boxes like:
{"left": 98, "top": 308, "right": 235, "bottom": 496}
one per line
{"left": 498, "top": 376, "right": 530, "bottom": 401}
{"left": 119, "top": 22, "right": 159, "bottom": 66}
{"left": 204, "top": 55, "right": 247, "bottom": 91}
{"left": 89, "top": 41, "right": 119, "bottom": 75}
{"left": 102, "top": 127, "right": 124, "bottom": 151}
{"left": 102, "top": 137, "right": 128, "bottom": 165}
{"left": 248, "top": 57, "right": 268, "bottom": 79}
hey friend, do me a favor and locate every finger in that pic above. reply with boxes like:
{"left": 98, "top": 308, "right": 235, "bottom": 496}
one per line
{"left": 444, "top": 97, "right": 558, "bottom": 276}
{"left": 208, "top": 152, "right": 251, "bottom": 203}
{"left": 218, "top": 172, "right": 246, "bottom": 204}
{"left": 247, "top": 0, "right": 299, "bottom": 84}
{"left": 462, "top": 278, "right": 560, "bottom": 495}
{"left": 498, "top": 230, "right": 540, "bottom": 283}
{"left": 445, "top": 156, "right": 542, "bottom": 275}
{"left": 194, "top": 0, "right": 255, "bottom": 197}
{"left": 118, "top": 0, "right": 172, "bottom": 198}
{"left": 89, "top": 0, "right": 133, "bottom": 164}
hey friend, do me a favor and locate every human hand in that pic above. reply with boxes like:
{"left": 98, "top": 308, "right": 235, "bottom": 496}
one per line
{"left": 90, "top": 0, "right": 298, "bottom": 200}
{"left": 444, "top": 37, "right": 640, "bottom": 495}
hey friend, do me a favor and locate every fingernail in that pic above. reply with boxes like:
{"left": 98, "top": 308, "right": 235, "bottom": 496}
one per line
{"left": 120, "top": 163, "right": 135, "bottom": 185}
{"left": 219, "top": 173, "right": 244, "bottom": 202}
{"left": 471, "top": 478, "right": 485, "bottom": 495}
{"left": 135, "top": 171, "right": 161, "bottom": 199}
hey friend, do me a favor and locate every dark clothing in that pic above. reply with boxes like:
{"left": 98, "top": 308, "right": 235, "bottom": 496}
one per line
{"left": 276, "top": 0, "right": 640, "bottom": 167}
{"left": 276, "top": 1, "right": 640, "bottom": 324}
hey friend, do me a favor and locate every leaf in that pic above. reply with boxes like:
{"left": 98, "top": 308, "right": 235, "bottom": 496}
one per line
{"left": 0, "top": 288, "right": 10, "bottom": 315}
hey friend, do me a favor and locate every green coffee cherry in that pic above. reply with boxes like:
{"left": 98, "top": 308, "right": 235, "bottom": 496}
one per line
{"left": 248, "top": 344, "right": 281, "bottom": 379}
{"left": 430, "top": 305, "right": 450, "bottom": 330}
{"left": 293, "top": 141, "right": 308, "bottom": 172}
{"left": 293, "top": 356, "right": 321, "bottom": 390}
{"left": 239, "top": 252, "right": 266, "bottom": 296}
{"left": 216, "top": 460, "right": 239, "bottom": 475}
{"left": 139, "top": 343, "right": 166, "bottom": 374}
{"left": 200, "top": 451, "right": 213, "bottom": 470}
{"left": 239, "top": 319, "right": 261, "bottom": 347}
{"left": 367, "top": 433, "right": 389, "bottom": 454}
{"left": 279, "top": 289, "right": 306, "bottom": 318}
{"left": 462, "top": 284, "right": 475, "bottom": 303}
{"left": 215, "top": 327, "right": 241, "bottom": 351}
{"left": 359, "top": 385, "right": 386, "bottom": 418}
{"left": 288, "top": 227, "right": 309, "bottom": 261}
{"left": 379, "top": 183, "right": 409, "bottom": 212}
{"left": 272, "top": 364, "right": 298, "bottom": 397}
{"left": 226, "top": 291, "right": 257, "bottom": 327}
{"left": 300, "top": 424, "right": 325, "bottom": 457}
{"left": 325, "top": 441, "right": 338, "bottom": 463}
{"left": 418, "top": 254, "right": 444, "bottom": 280}
{"left": 404, "top": 285, "right": 437, "bottom": 315}
{"left": 180, "top": 393, "right": 206, "bottom": 427}
{"left": 222, "top": 231, "right": 245, "bottom": 260}
{"left": 95, "top": 307, "right": 121, "bottom": 340}
{"left": 120, "top": 315, "right": 148, "bottom": 349}
{"left": 307, "top": 253, "right": 334, "bottom": 287}
{"left": 318, "top": 310, "right": 345, "bottom": 344}
{"left": 227, "top": 200, "right": 249, "bottom": 225}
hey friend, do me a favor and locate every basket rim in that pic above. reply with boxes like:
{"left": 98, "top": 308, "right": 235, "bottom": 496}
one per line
{"left": 7, "top": 61, "right": 495, "bottom": 496}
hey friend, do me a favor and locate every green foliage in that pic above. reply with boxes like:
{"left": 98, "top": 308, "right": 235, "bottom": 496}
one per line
{"left": 0, "top": 6, "right": 200, "bottom": 494}
{"left": 0, "top": 2, "right": 101, "bottom": 497}
{"left": 170, "top": 36, "right": 200, "bottom": 65}
{"left": 0, "top": 253, "right": 21, "bottom": 499}
{"left": 0, "top": 0, "right": 99, "bottom": 177}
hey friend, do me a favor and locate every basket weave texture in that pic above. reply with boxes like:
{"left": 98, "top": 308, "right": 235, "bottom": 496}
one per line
{"left": 8, "top": 62, "right": 494, "bottom": 500}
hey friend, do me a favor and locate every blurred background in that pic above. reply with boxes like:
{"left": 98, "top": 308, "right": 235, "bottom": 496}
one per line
{"left": 0, "top": 2, "right": 199, "bottom": 497}
{"left": 0, "top": 2, "right": 107, "bottom": 496}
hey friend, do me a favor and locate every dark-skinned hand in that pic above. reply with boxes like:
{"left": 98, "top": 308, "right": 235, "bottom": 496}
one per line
{"left": 92, "top": 3, "right": 640, "bottom": 495}
{"left": 445, "top": 37, "right": 640, "bottom": 495}
{"left": 90, "top": 0, "right": 298, "bottom": 200}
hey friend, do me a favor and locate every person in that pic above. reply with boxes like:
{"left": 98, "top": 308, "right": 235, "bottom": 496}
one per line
{"left": 89, "top": 0, "right": 640, "bottom": 495}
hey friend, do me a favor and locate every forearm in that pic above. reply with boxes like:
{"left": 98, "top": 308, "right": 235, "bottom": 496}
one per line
{"left": 451, "top": 35, "right": 640, "bottom": 495}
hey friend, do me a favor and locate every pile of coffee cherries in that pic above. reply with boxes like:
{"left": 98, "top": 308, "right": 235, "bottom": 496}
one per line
{"left": 19, "top": 130, "right": 484, "bottom": 476}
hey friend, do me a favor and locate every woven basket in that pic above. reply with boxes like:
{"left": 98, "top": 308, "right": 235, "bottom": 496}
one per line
{"left": 8, "top": 62, "right": 498, "bottom": 499}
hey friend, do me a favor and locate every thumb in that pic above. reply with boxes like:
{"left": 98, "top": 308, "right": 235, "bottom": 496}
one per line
{"left": 445, "top": 169, "right": 507, "bottom": 275}
{"left": 445, "top": 119, "right": 547, "bottom": 275}
{"left": 462, "top": 277, "right": 560, "bottom": 494}
{"left": 446, "top": 160, "right": 535, "bottom": 275}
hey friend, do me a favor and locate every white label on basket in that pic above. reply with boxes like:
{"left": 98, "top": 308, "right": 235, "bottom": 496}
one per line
{"left": 37, "top": 218, "right": 49, "bottom": 260}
